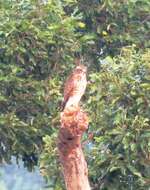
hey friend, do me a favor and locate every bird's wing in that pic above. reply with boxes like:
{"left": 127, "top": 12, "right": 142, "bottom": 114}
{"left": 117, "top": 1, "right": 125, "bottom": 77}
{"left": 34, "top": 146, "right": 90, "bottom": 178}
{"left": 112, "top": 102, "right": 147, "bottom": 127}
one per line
{"left": 60, "top": 72, "right": 75, "bottom": 110}
{"left": 64, "top": 72, "right": 75, "bottom": 102}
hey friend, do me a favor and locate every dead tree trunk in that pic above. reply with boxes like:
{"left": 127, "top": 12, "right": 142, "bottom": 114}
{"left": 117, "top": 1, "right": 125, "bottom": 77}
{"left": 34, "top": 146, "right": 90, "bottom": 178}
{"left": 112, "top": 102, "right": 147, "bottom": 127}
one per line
{"left": 57, "top": 63, "right": 90, "bottom": 190}
{"left": 58, "top": 106, "right": 91, "bottom": 190}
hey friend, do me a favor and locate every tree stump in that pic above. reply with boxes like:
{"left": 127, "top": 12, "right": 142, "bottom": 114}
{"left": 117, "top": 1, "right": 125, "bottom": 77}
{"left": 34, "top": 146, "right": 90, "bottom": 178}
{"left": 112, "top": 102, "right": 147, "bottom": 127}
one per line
{"left": 58, "top": 105, "right": 91, "bottom": 190}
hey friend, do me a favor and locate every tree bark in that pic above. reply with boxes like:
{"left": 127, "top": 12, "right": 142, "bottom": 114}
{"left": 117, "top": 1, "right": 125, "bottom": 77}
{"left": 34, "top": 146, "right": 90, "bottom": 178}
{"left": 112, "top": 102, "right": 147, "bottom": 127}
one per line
{"left": 58, "top": 105, "right": 91, "bottom": 190}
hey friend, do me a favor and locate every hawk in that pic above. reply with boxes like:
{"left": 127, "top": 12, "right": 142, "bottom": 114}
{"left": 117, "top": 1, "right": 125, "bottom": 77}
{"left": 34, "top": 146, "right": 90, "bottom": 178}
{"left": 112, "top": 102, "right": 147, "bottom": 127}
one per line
{"left": 61, "top": 62, "right": 87, "bottom": 111}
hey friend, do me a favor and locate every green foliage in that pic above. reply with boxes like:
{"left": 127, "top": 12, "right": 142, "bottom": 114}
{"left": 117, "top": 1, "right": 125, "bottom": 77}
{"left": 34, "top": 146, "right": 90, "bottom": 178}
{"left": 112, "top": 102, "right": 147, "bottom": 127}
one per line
{"left": 86, "top": 48, "right": 150, "bottom": 190}
{"left": 0, "top": 0, "right": 150, "bottom": 190}
{"left": 77, "top": 0, "right": 150, "bottom": 69}
{"left": 0, "top": 0, "right": 79, "bottom": 168}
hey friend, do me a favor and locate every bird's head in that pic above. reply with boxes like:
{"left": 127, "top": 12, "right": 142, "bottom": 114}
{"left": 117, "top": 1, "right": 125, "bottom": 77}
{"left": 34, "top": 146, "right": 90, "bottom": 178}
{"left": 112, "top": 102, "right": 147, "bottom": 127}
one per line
{"left": 76, "top": 64, "right": 87, "bottom": 74}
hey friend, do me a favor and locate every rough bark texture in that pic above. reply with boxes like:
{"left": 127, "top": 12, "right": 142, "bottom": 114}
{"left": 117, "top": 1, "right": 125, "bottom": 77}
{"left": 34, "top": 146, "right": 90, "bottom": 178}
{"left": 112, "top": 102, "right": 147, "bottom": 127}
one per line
{"left": 58, "top": 104, "right": 91, "bottom": 190}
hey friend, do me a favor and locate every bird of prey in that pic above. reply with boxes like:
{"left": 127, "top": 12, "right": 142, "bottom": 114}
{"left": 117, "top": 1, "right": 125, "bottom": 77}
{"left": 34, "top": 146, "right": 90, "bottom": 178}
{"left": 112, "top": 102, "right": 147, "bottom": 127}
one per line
{"left": 61, "top": 63, "right": 87, "bottom": 111}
